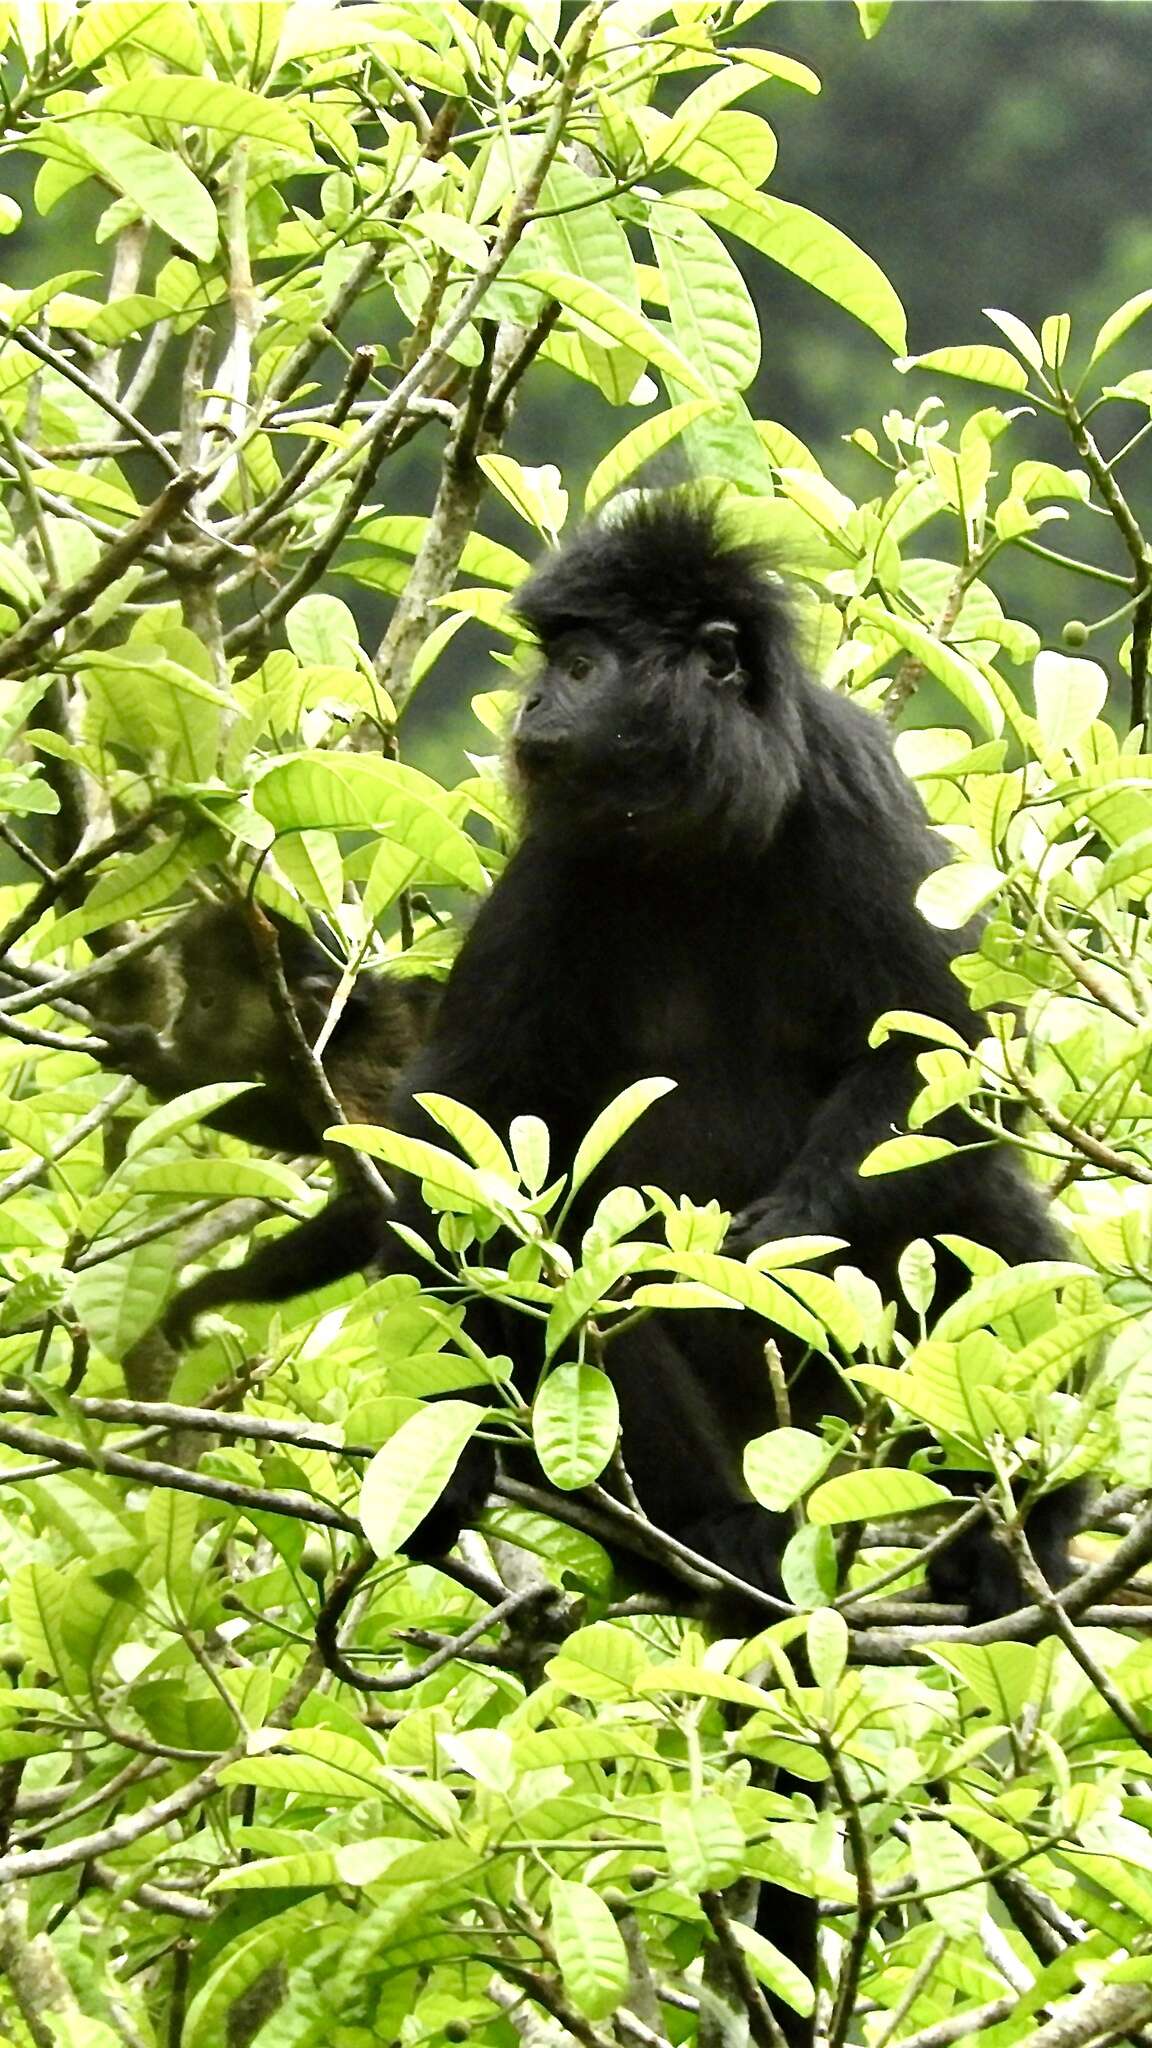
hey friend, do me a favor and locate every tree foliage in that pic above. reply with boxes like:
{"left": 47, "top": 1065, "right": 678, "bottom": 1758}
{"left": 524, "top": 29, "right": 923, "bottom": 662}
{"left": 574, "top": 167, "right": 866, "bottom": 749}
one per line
{"left": 0, "top": 5, "right": 1151, "bottom": 2046}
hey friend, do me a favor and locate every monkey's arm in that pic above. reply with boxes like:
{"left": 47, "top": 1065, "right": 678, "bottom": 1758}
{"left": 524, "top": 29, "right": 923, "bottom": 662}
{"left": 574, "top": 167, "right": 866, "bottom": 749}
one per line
{"left": 729, "top": 783, "right": 1027, "bottom": 1259}
{"left": 163, "top": 1191, "right": 377, "bottom": 1344}
{"left": 726, "top": 1035, "right": 976, "bottom": 1253}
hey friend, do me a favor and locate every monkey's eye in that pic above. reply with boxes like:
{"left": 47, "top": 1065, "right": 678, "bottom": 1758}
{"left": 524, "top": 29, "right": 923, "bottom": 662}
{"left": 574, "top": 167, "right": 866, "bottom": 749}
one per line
{"left": 567, "top": 651, "right": 594, "bottom": 682}
{"left": 698, "top": 621, "right": 742, "bottom": 687}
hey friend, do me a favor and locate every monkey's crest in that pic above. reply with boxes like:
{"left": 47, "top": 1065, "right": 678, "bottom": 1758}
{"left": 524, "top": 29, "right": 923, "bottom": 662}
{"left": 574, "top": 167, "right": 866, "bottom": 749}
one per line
{"left": 514, "top": 494, "right": 797, "bottom": 673}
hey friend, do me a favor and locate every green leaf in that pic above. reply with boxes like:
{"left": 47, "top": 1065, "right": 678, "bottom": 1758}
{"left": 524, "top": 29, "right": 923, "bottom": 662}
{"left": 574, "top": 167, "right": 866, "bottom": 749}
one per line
{"left": 930, "top": 1641, "right": 1038, "bottom": 1720}
{"left": 661, "top": 1252, "right": 831, "bottom": 1352}
{"left": 568, "top": 1078, "right": 676, "bottom": 1199}
{"left": 637, "top": 1660, "right": 773, "bottom": 1709}
{"left": 1090, "top": 288, "right": 1152, "bottom": 366}
{"left": 125, "top": 1083, "right": 258, "bottom": 1158}
{"left": 510, "top": 1114, "right": 550, "bottom": 1192}
{"left": 744, "top": 1427, "right": 833, "bottom": 1511}
{"left": 858, "top": 1135, "right": 957, "bottom": 1178}
{"left": 807, "top": 1469, "right": 951, "bottom": 1525}
{"left": 70, "top": 2, "right": 207, "bottom": 71}
{"left": 1033, "top": 649, "right": 1109, "bottom": 750}
{"left": 584, "top": 400, "right": 715, "bottom": 512}
{"left": 1101, "top": 828, "right": 1152, "bottom": 898}
{"left": 515, "top": 268, "right": 713, "bottom": 397}
{"left": 1115, "top": 1350, "right": 1152, "bottom": 1484}
{"left": 933, "top": 1261, "right": 1086, "bottom": 1339}
{"left": 807, "top": 1607, "right": 848, "bottom": 1692}
{"left": 908, "top": 1818, "right": 987, "bottom": 1937}
{"left": 415, "top": 1094, "right": 516, "bottom": 1179}
{"left": 358, "top": 1401, "right": 484, "bottom": 1558}
{"left": 476, "top": 454, "right": 567, "bottom": 538}
{"left": 182, "top": 1902, "right": 320, "bottom": 2045}
{"left": 545, "top": 1244, "right": 657, "bottom": 1359}
{"left": 896, "top": 344, "right": 1030, "bottom": 392}
{"left": 868, "top": 1009, "right": 973, "bottom": 1054}
{"left": 983, "top": 306, "right": 1044, "bottom": 371}
{"left": 79, "top": 648, "right": 227, "bottom": 781}
{"left": 853, "top": 0, "right": 893, "bottom": 36}
{"left": 28, "top": 831, "right": 216, "bottom": 957}
{"left": 286, "top": 592, "right": 362, "bottom": 667}
{"left": 782, "top": 1525, "right": 838, "bottom": 1607}
{"left": 856, "top": 599, "right": 1005, "bottom": 734}
{"left": 96, "top": 75, "right": 313, "bottom": 156}
{"left": 916, "top": 861, "right": 1005, "bottom": 930}
{"left": 546, "top": 1622, "right": 649, "bottom": 1701}
{"left": 70, "top": 1238, "right": 175, "bottom": 1356}
{"left": 683, "top": 188, "right": 906, "bottom": 352}
{"left": 533, "top": 1363, "right": 619, "bottom": 1490}
{"left": 253, "top": 754, "right": 487, "bottom": 890}
{"left": 330, "top": 1123, "right": 511, "bottom": 1215}
{"left": 661, "top": 1791, "right": 745, "bottom": 1889}
{"left": 123, "top": 1158, "right": 310, "bottom": 1202}
{"left": 651, "top": 206, "right": 760, "bottom": 397}
{"left": 60, "top": 118, "right": 217, "bottom": 261}
{"left": 549, "top": 1879, "right": 630, "bottom": 2022}
{"left": 527, "top": 160, "right": 637, "bottom": 302}
{"left": 730, "top": 1922, "right": 816, "bottom": 2016}
{"left": 357, "top": 515, "right": 530, "bottom": 589}
{"left": 898, "top": 1239, "right": 937, "bottom": 1316}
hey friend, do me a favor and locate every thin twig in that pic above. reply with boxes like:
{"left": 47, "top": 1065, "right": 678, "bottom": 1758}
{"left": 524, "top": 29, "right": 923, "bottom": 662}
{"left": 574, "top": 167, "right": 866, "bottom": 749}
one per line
{"left": 0, "top": 1075, "right": 134, "bottom": 1203}
{"left": 700, "top": 1891, "right": 789, "bottom": 2048}
{"left": 0, "top": 473, "right": 202, "bottom": 675}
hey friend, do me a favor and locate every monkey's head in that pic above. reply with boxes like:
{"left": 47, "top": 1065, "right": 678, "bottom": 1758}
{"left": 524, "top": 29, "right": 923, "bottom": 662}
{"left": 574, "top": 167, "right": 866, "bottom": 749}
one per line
{"left": 511, "top": 497, "right": 808, "bottom": 852}
{"left": 172, "top": 904, "right": 334, "bottom": 1078}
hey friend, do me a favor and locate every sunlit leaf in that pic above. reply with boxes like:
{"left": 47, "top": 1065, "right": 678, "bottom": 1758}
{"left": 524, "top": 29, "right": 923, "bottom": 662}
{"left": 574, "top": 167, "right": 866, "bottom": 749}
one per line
{"left": 896, "top": 344, "right": 1030, "bottom": 392}
{"left": 515, "top": 268, "right": 713, "bottom": 397}
{"left": 549, "top": 1879, "right": 629, "bottom": 2021}
{"left": 95, "top": 76, "right": 313, "bottom": 155}
{"left": 744, "top": 1428, "right": 834, "bottom": 1512}
{"left": 359, "top": 1402, "right": 484, "bottom": 1558}
{"left": 533, "top": 1363, "right": 619, "bottom": 1490}
{"left": 807, "top": 1469, "right": 951, "bottom": 1524}
{"left": 683, "top": 188, "right": 906, "bottom": 351}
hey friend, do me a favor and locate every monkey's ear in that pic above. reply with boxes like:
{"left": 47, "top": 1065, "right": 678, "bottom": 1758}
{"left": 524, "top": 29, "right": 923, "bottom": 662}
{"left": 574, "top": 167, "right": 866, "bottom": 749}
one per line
{"left": 697, "top": 620, "right": 742, "bottom": 688}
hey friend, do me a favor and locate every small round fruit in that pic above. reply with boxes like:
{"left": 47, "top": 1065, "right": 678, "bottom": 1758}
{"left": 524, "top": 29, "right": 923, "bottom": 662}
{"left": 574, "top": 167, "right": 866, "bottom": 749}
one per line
{"left": 300, "top": 1534, "right": 330, "bottom": 1581}
{"left": 628, "top": 1864, "right": 660, "bottom": 1892}
{"left": 445, "top": 2020, "right": 471, "bottom": 2042}
{"left": 1061, "top": 619, "right": 1089, "bottom": 649}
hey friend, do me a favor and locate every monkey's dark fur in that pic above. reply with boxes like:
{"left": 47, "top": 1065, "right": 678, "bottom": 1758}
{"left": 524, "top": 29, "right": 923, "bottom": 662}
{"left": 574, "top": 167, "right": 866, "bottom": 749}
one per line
{"left": 383, "top": 500, "right": 1077, "bottom": 1595}
{"left": 121, "top": 904, "right": 437, "bottom": 1342}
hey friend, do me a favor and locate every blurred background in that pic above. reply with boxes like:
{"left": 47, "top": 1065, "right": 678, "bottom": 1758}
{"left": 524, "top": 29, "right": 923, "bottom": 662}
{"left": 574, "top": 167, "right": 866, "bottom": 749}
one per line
{"left": 6, "top": 0, "right": 1152, "bottom": 764}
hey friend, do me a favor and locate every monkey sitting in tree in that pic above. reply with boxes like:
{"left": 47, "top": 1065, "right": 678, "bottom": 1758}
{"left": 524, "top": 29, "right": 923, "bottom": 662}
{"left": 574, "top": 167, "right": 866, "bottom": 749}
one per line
{"left": 111, "top": 902, "right": 439, "bottom": 1340}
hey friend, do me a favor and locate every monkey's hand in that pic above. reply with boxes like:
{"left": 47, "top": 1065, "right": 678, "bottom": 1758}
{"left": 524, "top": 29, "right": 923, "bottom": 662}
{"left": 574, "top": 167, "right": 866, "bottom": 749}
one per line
{"left": 723, "top": 1193, "right": 834, "bottom": 1262}
{"left": 101, "top": 1021, "right": 181, "bottom": 1089}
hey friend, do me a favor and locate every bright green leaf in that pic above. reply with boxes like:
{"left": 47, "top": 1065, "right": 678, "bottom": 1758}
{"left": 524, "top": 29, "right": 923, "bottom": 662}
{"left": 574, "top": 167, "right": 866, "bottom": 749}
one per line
{"left": 359, "top": 1401, "right": 484, "bottom": 1558}
{"left": 534, "top": 1363, "right": 619, "bottom": 1490}
{"left": 808, "top": 1468, "right": 952, "bottom": 1525}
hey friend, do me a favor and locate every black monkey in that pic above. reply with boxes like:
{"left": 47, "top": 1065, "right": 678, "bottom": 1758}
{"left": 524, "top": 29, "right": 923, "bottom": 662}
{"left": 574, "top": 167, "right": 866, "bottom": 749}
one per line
{"left": 380, "top": 496, "right": 1077, "bottom": 1605}
{"left": 111, "top": 904, "right": 438, "bottom": 1342}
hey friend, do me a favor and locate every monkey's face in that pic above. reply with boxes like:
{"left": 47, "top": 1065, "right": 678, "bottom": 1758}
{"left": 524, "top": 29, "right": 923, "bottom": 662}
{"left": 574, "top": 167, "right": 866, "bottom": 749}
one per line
{"left": 512, "top": 620, "right": 797, "bottom": 851}
{"left": 170, "top": 977, "right": 285, "bottom": 1079}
